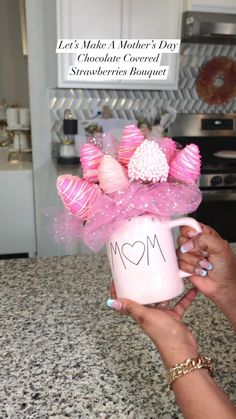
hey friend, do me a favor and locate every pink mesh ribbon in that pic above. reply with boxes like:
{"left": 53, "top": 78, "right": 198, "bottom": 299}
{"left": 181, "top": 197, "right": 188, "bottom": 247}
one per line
{"left": 55, "top": 133, "right": 202, "bottom": 251}
{"left": 68, "top": 181, "right": 202, "bottom": 251}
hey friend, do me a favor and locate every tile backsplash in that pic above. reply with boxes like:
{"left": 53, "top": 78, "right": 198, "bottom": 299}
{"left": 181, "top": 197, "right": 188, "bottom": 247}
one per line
{"left": 50, "top": 43, "right": 236, "bottom": 149}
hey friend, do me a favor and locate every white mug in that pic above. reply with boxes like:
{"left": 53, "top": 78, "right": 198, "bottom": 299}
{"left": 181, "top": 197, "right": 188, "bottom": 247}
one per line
{"left": 6, "top": 108, "right": 18, "bottom": 126}
{"left": 60, "top": 144, "right": 76, "bottom": 158}
{"left": 12, "top": 132, "right": 28, "bottom": 150}
{"left": 107, "top": 214, "right": 202, "bottom": 305}
{"left": 19, "top": 108, "right": 30, "bottom": 127}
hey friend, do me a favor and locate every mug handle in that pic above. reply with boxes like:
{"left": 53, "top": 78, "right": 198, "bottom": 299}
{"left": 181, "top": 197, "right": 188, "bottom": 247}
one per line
{"left": 167, "top": 217, "right": 202, "bottom": 278}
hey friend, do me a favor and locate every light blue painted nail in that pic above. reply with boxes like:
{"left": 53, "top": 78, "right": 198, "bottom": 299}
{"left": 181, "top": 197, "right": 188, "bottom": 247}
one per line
{"left": 180, "top": 240, "right": 194, "bottom": 254}
{"left": 199, "top": 260, "right": 213, "bottom": 271}
{"left": 180, "top": 245, "right": 188, "bottom": 254}
{"left": 195, "top": 268, "right": 208, "bottom": 277}
{"left": 201, "top": 269, "right": 208, "bottom": 277}
{"left": 106, "top": 299, "right": 114, "bottom": 308}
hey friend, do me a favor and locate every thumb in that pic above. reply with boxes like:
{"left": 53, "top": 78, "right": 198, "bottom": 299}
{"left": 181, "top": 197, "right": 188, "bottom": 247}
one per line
{"left": 187, "top": 273, "right": 209, "bottom": 291}
{"left": 107, "top": 298, "right": 156, "bottom": 337}
{"left": 107, "top": 297, "right": 150, "bottom": 326}
{"left": 107, "top": 297, "right": 166, "bottom": 346}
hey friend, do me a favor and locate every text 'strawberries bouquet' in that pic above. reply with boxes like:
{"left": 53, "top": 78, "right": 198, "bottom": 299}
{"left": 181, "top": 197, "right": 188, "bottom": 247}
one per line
{"left": 57, "top": 125, "right": 202, "bottom": 304}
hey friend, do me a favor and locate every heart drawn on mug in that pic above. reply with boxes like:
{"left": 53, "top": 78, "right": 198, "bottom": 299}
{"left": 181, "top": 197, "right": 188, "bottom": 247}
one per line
{"left": 121, "top": 241, "right": 146, "bottom": 265}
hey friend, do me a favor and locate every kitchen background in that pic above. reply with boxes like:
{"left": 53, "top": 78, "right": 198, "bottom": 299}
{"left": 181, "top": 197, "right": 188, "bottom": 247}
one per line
{"left": 50, "top": 43, "right": 236, "bottom": 135}
{"left": 50, "top": 42, "right": 236, "bottom": 158}
{"left": 1, "top": 0, "right": 236, "bottom": 258}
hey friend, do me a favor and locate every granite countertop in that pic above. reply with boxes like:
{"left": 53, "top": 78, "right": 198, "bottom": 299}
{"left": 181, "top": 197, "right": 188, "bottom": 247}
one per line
{"left": 1, "top": 253, "right": 236, "bottom": 419}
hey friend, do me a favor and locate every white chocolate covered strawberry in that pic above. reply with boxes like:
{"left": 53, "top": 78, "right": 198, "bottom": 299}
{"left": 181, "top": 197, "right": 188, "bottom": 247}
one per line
{"left": 128, "top": 140, "right": 169, "bottom": 183}
{"left": 98, "top": 155, "right": 129, "bottom": 193}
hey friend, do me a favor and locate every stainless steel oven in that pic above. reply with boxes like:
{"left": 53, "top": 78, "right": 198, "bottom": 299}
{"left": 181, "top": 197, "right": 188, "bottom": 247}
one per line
{"left": 196, "top": 189, "right": 236, "bottom": 242}
{"left": 169, "top": 114, "right": 236, "bottom": 242}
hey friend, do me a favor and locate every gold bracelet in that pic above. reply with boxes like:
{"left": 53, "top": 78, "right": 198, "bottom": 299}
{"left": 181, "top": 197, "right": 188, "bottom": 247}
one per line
{"left": 166, "top": 355, "right": 213, "bottom": 388}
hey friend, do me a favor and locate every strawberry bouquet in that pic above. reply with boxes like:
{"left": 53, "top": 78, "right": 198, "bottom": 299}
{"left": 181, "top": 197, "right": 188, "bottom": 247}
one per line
{"left": 57, "top": 125, "right": 202, "bottom": 251}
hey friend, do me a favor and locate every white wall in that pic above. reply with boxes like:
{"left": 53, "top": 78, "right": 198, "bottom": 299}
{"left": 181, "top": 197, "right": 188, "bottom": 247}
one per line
{"left": 26, "top": 0, "right": 92, "bottom": 257}
{"left": 0, "top": 0, "right": 29, "bottom": 106}
{"left": 26, "top": 0, "right": 57, "bottom": 170}
{"left": 26, "top": 0, "right": 58, "bottom": 257}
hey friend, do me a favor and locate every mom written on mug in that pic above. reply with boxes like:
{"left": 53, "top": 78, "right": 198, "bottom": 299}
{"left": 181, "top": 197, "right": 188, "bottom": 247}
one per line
{"left": 107, "top": 214, "right": 202, "bottom": 305}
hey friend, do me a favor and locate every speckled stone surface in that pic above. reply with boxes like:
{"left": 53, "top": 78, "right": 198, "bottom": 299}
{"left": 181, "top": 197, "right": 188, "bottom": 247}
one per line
{"left": 1, "top": 252, "right": 236, "bottom": 419}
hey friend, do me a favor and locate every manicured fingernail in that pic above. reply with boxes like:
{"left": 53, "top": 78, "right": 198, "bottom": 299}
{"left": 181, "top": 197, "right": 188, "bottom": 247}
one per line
{"left": 195, "top": 268, "right": 208, "bottom": 277}
{"left": 199, "top": 259, "right": 213, "bottom": 271}
{"left": 187, "top": 230, "right": 199, "bottom": 238}
{"left": 106, "top": 299, "right": 122, "bottom": 311}
{"left": 180, "top": 240, "right": 194, "bottom": 253}
{"left": 202, "top": 250, "right": 208, "bottom": 258}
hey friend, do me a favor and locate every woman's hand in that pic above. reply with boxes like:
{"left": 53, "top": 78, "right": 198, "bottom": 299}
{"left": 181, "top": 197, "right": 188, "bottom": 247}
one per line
{"left": 107, "top": 286, "right": 198, "bottom": 368}
{"left": 177, "top": 223, "right": 236, "bottom": 328}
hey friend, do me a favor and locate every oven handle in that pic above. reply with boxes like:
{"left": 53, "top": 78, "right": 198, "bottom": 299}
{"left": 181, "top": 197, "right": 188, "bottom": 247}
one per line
{"left": 202, "top": 189, "right": 236, "bottom": 202}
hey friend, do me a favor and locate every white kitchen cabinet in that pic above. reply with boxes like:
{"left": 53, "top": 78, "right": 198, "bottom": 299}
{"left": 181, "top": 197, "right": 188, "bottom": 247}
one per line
{"left": 121, "top": 0, "right": 182, "bottom": 90}
{"left": 57, "top": 0, "right": 182, "bottom": 90}
{"left": 0, "top": 155, "right": 36, "bottom": 257}
{"left": 57, "top": 0, "right": 122, "bottom": 88}
{"left": 184, "top": 0, "right": 236, "bottom": 13}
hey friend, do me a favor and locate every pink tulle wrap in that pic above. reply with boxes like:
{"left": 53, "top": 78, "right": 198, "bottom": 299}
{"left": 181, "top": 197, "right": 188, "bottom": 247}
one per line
{"left": 56, "top": 128, "right": 202, "bottom": 251}
{"left": 64, "top": 181, "right": 201, "bottom": 251}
